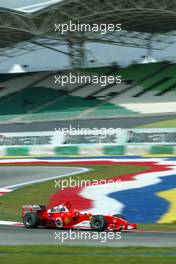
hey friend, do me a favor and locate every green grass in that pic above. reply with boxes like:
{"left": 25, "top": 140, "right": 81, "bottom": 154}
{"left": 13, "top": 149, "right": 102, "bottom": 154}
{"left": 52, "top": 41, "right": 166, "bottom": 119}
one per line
{"left": 0, "top": 246, "right": 176, "bottom": 264}
{"left": 138, "top": 119, "right": 176, "bottom": 128}
{"left": 138, "top": 224, "right": 176, "bottom": 231}
{"left": 0, "top": 164, "right": 149, "bottom": 221}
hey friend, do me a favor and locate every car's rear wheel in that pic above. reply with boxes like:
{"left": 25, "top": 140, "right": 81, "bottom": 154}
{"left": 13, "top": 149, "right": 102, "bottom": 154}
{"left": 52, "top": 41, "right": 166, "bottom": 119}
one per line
{"left": 90, "top": 215, "right": 107, "bottom": 231}
{"left": 113, "top": 214, "right": 126, "bottom": 220}
{"left": 23, "top": 212, "right": 40, "bottom": 228}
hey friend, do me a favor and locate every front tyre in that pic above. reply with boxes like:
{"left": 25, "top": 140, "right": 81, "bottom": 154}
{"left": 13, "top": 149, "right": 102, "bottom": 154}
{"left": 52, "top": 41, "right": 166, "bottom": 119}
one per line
{"left": 90, "top": 215, "right": 107, "bottom": 231}
{"left": 23, "top": 212, "right": 40, "bottom": 228}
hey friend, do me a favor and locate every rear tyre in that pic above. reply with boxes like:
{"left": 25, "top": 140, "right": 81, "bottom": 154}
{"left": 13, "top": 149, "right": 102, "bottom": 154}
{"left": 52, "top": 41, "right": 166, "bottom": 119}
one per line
{"left": 23, "top": 212, "right": 40, "bottom": 228}
{"left": 113, "top": 214, "right": 126, "bottom": 220}
{"left": 90, "top": 215, "right": 107, "bottom": 231}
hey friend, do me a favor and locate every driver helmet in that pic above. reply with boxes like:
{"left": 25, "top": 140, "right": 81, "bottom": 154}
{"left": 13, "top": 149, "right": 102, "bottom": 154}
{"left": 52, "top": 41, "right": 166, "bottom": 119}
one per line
{"left": 58, "top": 204, "right": 66, "bottom": 212}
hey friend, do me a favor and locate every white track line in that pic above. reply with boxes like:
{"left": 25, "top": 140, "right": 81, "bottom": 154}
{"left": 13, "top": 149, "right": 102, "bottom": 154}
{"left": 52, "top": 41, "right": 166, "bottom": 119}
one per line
{"left": 5, "top": 167, "right": 89, "bottom": 189}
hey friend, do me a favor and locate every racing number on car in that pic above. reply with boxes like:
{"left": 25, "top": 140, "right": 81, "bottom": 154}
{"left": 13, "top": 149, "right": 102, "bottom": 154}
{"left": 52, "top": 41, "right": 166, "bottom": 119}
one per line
{"left": 55, "top": 217, "right": 63, "bottom": 228}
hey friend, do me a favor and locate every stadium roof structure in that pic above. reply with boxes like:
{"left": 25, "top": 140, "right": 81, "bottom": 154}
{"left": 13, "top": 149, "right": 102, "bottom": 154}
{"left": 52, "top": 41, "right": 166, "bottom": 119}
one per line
{"left": 1, "top": 0, "right": 176, "bottom": 67}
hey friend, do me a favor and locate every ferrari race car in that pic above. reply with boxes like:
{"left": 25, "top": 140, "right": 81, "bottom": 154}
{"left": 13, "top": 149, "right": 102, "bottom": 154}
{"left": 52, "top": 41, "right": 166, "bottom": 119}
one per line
{"left": 22, "top": 202, "right": 137, "bottom": 231}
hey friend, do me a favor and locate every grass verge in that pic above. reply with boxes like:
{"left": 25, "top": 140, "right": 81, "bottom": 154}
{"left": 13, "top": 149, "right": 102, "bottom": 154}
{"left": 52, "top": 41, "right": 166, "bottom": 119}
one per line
{"left": 137, "top": 119, "right": 176, "bottom": 128}
{"left": 0, "top": 245, "right": 176, "bottom": 264}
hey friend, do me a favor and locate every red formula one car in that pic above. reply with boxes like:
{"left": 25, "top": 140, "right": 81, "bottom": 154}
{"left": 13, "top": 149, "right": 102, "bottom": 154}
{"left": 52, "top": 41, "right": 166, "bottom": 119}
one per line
{"left": 22, "top": 202, "right": 136, "bottom": 231}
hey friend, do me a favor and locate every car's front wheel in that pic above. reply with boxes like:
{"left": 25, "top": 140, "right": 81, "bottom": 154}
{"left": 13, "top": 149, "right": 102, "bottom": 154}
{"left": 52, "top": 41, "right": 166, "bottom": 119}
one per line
{"left": 90, "top": 215, "right": 107, "bottom": 231}
{"left": 23, "top": 212, "right": 40, "bottom": 228}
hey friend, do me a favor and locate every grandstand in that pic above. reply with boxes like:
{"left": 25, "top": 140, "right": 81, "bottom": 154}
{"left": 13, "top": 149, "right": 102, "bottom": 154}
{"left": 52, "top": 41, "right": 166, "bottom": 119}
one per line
{"left": 0, "top": 61, "right": 175, "bottom": 123}
{"left": 0, "top": 1, "right": 176, "bottom": 125}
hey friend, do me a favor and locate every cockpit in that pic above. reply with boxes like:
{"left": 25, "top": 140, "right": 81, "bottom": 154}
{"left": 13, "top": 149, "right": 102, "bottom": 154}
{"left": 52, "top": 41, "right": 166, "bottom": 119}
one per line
{"left": 48, "top": 204, "right": 69, "bottom": 213}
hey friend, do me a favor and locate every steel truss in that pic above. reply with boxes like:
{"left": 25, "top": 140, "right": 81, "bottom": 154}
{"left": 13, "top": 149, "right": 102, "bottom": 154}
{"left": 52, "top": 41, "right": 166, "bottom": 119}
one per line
{"left": 0, "top": 0, "right": 176, "bottom": 67}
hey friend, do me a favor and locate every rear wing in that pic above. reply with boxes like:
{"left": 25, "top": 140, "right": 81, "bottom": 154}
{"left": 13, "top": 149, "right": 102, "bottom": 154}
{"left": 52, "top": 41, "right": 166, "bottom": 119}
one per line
{"left": 22, "top": 205, "right": 46, "bottom": 217}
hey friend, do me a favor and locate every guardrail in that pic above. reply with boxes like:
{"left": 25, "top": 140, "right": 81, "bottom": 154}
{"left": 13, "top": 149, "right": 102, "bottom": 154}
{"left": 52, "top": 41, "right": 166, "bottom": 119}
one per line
{"left": 0, "top": 144, "right": 176, "bottom": 156}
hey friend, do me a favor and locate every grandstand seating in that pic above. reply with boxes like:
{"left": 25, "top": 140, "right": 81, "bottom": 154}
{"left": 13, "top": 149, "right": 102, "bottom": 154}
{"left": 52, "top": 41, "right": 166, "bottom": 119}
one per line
{"left": 0, "top": 61, "right": 175, "bottom": 123}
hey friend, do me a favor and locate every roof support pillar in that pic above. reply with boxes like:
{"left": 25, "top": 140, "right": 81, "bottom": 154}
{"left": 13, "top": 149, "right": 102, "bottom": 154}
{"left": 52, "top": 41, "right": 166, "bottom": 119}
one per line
{"left": 67, "top": 37, "right": 86, "bottom": 68}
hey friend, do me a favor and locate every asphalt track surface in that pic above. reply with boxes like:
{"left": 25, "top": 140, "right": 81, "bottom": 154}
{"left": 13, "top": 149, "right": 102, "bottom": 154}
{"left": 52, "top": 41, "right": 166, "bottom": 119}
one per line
{"left": 0, "top": 165, "right": 176, "bottom": 246}
{"left": 0, "top": 225, "right": 176, "bottom": 246}
{"left": 0, "top": 166, "right": 86, "bottom": 189}
{"left": 0, "top": 114, "right": 175, "bottom": 132}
